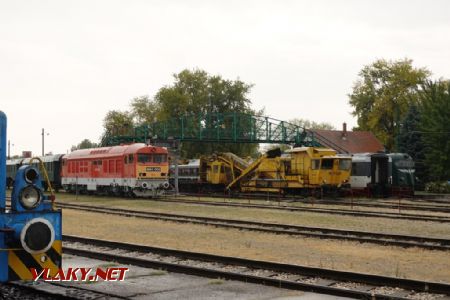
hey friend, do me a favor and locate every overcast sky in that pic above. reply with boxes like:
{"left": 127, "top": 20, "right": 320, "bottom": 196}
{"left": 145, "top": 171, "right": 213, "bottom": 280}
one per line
{"left": 1, "top": 0, "right": 449, "bottom": 156}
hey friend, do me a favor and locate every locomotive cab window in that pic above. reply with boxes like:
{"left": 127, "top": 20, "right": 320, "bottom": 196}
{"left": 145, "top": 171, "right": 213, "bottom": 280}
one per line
{"left": 311, "top": 159, "right": 320, "bottom": 170}
{"left": 153, "top": 154, "right": 167, "bottom": 163}
{"left": 339, "top": 159, "right": 351, "bottom": 170}
{"left": 128, "top": 154, "right": 134, "bottom": 163}
{"left": 321, "top": 159, "right": 334, "bottom": 170}
{"left": 138, "top": 153, "right": 152, "bottom": 163}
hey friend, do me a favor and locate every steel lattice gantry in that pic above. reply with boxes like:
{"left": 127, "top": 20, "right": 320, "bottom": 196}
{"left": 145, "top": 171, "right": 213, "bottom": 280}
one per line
{"left": 103, "top": 112, "right": 320, "bottom": 146}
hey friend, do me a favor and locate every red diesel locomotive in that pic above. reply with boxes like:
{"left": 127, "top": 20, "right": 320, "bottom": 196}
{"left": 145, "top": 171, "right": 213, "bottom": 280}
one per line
{"left": 61, "top": 143, "right": 169, "bottom": 197}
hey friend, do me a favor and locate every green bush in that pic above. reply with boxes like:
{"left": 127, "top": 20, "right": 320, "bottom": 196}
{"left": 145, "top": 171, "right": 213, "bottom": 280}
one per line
{"left": 424, "top": 181, "right": 450, "bottom": 193}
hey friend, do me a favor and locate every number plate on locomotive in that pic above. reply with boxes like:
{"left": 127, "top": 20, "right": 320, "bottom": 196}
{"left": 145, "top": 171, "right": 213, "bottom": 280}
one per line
{"left": 146, "top": 167, "right": 161, "bottom": 172}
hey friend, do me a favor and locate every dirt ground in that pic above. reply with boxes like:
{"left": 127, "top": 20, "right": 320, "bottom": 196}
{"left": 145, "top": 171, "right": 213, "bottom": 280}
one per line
{"left": 62, "top": 209, "right": 450, "bottom": 283}
{"left": 57, "top": 193, "right": 450, "bottom": 238}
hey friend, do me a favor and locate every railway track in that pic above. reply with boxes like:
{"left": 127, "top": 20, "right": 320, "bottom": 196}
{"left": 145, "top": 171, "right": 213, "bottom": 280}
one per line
{"left": 379, "top": 198, "right": 450, "bottom": 208}
{"left": 178, "top": 192, "right": 450, "bottom": 213}
{"left": 290, "top": 198, "right": 450, "bottom": 213}
{"left": 59, "top": 202, "right": 450, "bottom": 251}
{"left": 63, "top": 234, "right": 450, "bottom": 300}
{"left": 150, "top": 197, "right": 450, "bottom": 223}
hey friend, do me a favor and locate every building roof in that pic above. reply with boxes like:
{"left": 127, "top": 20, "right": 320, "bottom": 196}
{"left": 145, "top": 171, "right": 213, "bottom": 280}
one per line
{"left": 310, "top": 127, "right": 384, "bottom": 154}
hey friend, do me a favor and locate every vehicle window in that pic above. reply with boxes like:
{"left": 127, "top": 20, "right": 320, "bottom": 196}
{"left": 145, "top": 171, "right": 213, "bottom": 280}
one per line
{"left": 138, "top": 153, "right": 152, "bottom": 163}
{"left": 153, "top": 154, "right": 167, "bottom": 163}
{"left": 321, "top": 159, "right": 334, "bottom": 170}
{"left": 213, "top": 165, "right": 219, "bottom": 173}
{"left": 351, "top": 162, "right": 370, "bottom": 176}
{"left": 311, "top": 159, "right": 320, "bottom": 170}
{"left": 339, "top": 159, "right": 351, "bottom": 170}
{"left": 395, "top": 160, "right": 415, "bottom": 169}
{"left": 128, "top": 154, "right": 134, "bottom": 163}
{"left": 284, "top": 161, "right": 292, "bottom": 174}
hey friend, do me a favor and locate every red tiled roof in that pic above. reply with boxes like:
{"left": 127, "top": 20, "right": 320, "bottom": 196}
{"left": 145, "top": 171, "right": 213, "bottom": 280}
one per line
{"left": 310, "top": 129, "right": 384, "bottom": 154}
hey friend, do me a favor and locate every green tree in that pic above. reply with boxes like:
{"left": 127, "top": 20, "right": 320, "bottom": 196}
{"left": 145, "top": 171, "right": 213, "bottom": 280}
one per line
{"left": 349, "top": 58, "right": 430, "bottom": 150}
{"left": 130, "top": 95, "right": 158, "bottom": 125}
{"left": 398, "top": 105, "right": 427, "bottom": 186}
{"left": 419, "top": 80, "right": 450, "bottom": 181}
{"left": 289, "top": 118, "right": 335, "bottom": 130}
{"left": 101, "top": 110, "right": 135, "bottom": 145}
{"left": 154, "top": 69, "right": 259, "bottom": 158}
{"left": 71, "top": 139, "right": 98, "bottom": 151}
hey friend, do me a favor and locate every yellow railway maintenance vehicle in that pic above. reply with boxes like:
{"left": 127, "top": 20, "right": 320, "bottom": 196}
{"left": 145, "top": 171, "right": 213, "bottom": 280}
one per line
{"left": 198, "top": 152, "right": 250, "bottom": 192}
{"left": 225, "top": 147, "right": 352, "bottom": 196}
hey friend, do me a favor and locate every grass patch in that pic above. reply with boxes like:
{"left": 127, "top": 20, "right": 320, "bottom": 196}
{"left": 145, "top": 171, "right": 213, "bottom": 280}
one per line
{"left": 208, "top": 278, "right": 225, "bottom": 285}
{"left": 148, "top": 270, "right": 168, "bottom": 276}
{"left": 96, "top": 262, "right": 120, "bottom": 268}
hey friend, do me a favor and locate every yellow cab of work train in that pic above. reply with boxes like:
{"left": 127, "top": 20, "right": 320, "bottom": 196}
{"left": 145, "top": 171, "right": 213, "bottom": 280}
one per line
{"left": 205, "top": 160, "right": 231, "bottom": 185}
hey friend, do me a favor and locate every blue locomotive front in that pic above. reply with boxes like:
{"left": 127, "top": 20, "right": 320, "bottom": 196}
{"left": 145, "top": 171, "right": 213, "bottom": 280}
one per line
{"left": 0, "top": 111, "right": 62, "bottom": 281}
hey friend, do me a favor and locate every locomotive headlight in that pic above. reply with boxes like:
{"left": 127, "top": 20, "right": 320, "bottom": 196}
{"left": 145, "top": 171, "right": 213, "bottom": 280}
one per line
{"left": 20, "top": 218, "right": 55, "bottom": 254}
{"left": 19, "top": 185, "right": 42, "bottom": 209}
{"left": 24, "top": 167, "right": 39, "bottom": 183}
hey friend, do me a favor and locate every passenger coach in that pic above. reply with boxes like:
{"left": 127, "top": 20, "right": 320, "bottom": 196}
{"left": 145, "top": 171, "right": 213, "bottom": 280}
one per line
{"left": 350, "top": 152, "right": 415, "bottom": 197}
{"left": 61, "top": 143, "right": 169, "bottom": 197}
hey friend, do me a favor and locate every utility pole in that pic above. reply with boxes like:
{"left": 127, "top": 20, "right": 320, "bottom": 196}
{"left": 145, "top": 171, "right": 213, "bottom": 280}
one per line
{"left": 7, "top": 140, "right": 11, "bottom": 159}
{"left": 42, "top": 128, "right": 44, "bottom": 156}
{"left": 174, "top": 151, "right": 179, "bottom": 195}
{"left": 42, "top": 128, "right": 49, "bottom": 156}
{"left": 172, "top": 140, "right": 180, "bottom": 195}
